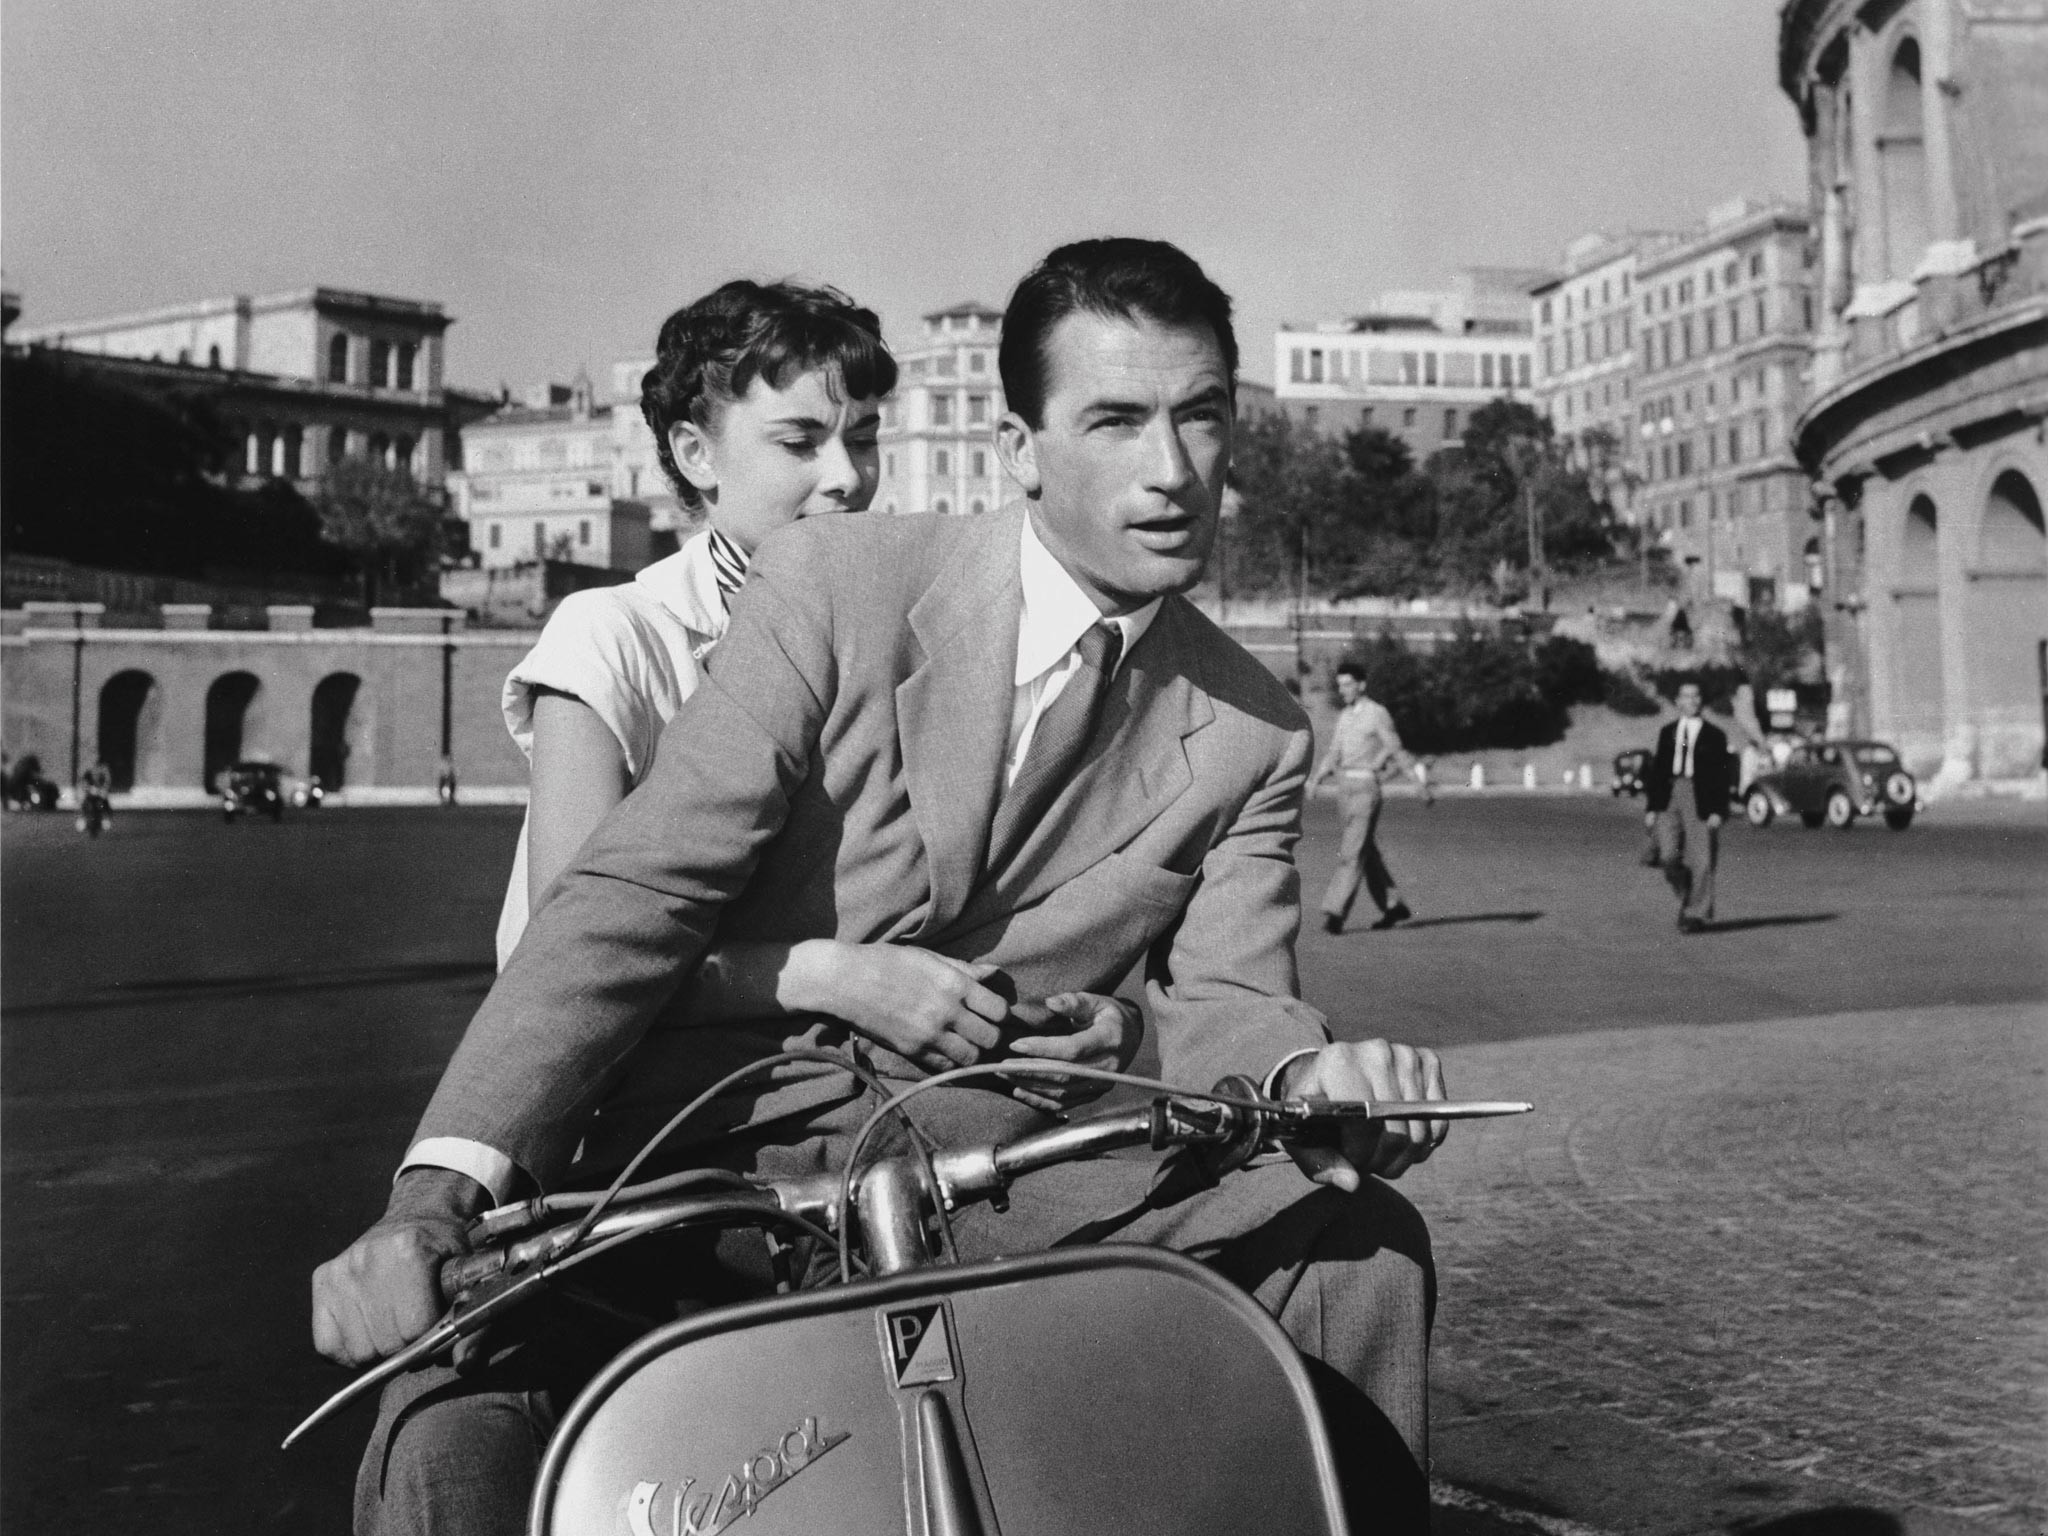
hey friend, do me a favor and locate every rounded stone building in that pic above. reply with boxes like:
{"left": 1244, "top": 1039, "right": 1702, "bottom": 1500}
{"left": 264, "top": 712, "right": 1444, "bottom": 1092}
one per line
{"left": 1780, "top": 0, "right": 2048, "bottom": 786}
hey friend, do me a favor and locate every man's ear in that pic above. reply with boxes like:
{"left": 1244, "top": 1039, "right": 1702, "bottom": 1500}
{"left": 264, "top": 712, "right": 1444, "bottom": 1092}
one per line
{"left": 668, "top": 421, "right": 719, "bottom": 499}
{"left": 994, "top": 411, "right": 1041, "bottom": 497}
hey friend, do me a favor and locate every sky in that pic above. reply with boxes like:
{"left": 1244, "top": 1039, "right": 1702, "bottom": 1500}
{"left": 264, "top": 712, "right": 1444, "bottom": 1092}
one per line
{"left": 2, "top": 0, "right": 1808, "bottom": 391}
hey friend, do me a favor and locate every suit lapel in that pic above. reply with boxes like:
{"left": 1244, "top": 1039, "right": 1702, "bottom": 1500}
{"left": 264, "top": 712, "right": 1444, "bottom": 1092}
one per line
{"left": 951, "top": 596, "right": 1210, "bottom": 931}
{"left": 896, "top": 508, "right": 1025, "bottom": 935}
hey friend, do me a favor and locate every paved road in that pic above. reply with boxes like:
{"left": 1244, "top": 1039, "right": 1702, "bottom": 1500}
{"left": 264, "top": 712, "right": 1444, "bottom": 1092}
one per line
{"left": 3, "top": 798, "right": 2041, "bottom": 1533}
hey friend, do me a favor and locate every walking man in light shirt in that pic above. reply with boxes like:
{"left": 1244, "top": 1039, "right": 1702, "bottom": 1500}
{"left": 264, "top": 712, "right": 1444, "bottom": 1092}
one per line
{"left": 1641, "top": 679, "right": 1734, "bottom": 932}
{"left": 1312, "top": 660, "right": 1432, "bottom": 934}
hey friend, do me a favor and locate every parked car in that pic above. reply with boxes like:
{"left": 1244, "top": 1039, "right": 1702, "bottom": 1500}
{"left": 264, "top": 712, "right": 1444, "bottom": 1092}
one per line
{"left": 222, "top": 761, "right": 285, "bottom": 822}
{"left": 3, "top": 754, "right": 61, "bottom": 811}
{"left": 1743, "top": 739, "right": 1917, "bottom": 831}
{"left": 1611, "top": 748, "right": 1650, "bottom": 798}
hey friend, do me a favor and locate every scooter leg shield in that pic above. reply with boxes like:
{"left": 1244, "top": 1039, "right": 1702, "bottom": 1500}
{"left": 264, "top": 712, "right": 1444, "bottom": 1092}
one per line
{"left": 533, "top": 1246, "right": 1350, "bottom": 1536}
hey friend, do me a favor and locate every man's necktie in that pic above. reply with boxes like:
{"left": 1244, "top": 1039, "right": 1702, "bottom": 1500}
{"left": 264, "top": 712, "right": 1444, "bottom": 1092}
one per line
{"left": 1676, "top": 723, "right": 1693, "bottom": 779}
{"left": 985, "top": 622, "right": 1123, "bottom": 874}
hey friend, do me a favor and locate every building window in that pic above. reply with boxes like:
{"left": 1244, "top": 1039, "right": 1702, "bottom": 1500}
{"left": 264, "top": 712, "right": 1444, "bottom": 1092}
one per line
{"left": 1481, "top": 355, "right": 1495, "bottom": 388}
{"left": 1444, "top": 408, "right": 1459, "bottom": 437}
{"left": 1540, "top": 298, "right": 1552, "bottom": 325}
{"left": 282, "top": 426, "right": 303, "bottom": 478}
{"left": 970, "top": 499, "right": 987, "bottom": 514}
{"left": 1749, "top": 251, "right": 1763, "bottom": 279}
{"left": 971, "top": 450, "right": 987, "bottom": 478}
{"left": 967, "top": 395, "right": 988, "bottom": 424}
{"left": 1516, "top": 356, "right": 1530, "bottom": 387}
{"left": 934, "top": 450, "right": 950, "bottom": 475}
{"left": 1563, "top": 334, "right": 1575, "bottom": 370}
{"left": 885, "top": 452, "right": 896, "bottom": 477}
{"left": 1402, "top": 406, "right": 1417, "bottom": 428}
{"left": 1306, "top": 349, "right": 1324, "bottom": 384}
{"left": 208, "top": 343, "right": 222, "bottom": 368}
{"left": 1754, "top": 295, "right": 1767, "bottom": 333}
{"left": 328, "top": 428, "right": 349, "bottom": 465}
{"left": 1423, "top": 353, "right": 1438, "bottom": 386}
{"left": 1290, "top": 348, "right": 1305, "bottom": 383}
{"left": 935, "top": 354, "right": 957, "bottom": 377}
{"left": 396, "top": 342, "right": 417, "bottom": 391}
{"left": 578, "top": 520, "right": 591, "bottom": 546}
{"left": 1401, "top": 353, "right": 1419, "bottom": 386}
{"left": 396, "top": 435, "right": 415, "bottom": 475}
{"left": 327, "top": 333, "right": 350, "bottom": 384}
{"left": 1500, "top": 354, "right": 1516, "bottom": 388}
{"left": 534, "top": 522, "right": 548, "bottom": 556}
{"left": 968, "top": 352, "right": 986, "bottom": 373}
{"left": 1359, "top": 407, "right": 1374, "bottom": 426}
{"left": 1304, "top": 405, "right": 1320, "bottom": 428}
{"left": 1703, "top": 313, "right": 1717, "bottom": 351}
{"left": 1542, "top": 340, "right": 1555, "bottom": 376}
{"left": 931, "top": 395, "right": 953, "bottom": 427}
{"left": 934, "top": 498, "right": 951, "bottom": 515}
{"left": 488, "top": 522, "right": 502, "bottom": 550}
{"left": 1802, "top": 292, "right": 1814, "bottom": 330}
{"left": 370, "top": 339, "right": 392, "bottom": 387}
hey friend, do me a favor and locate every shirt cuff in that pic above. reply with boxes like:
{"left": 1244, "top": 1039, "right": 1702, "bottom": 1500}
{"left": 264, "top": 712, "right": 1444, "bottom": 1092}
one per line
{"left": 1262, "top": 1047, "right": 1323, "bottom": 1100}
{"left": 399, "top": 1137, "right": 519, "bottom": 1206}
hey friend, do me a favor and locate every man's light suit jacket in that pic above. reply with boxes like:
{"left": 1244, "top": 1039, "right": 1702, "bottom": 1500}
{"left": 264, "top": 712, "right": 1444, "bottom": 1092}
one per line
{"left": 414, "top": 504, "right": 1332, "bottom": 1188}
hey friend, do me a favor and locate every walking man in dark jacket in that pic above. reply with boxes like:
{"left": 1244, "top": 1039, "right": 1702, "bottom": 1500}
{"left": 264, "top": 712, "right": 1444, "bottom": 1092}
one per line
{"left": 1642, "top": 680, "right": 1734, "bottom": 932}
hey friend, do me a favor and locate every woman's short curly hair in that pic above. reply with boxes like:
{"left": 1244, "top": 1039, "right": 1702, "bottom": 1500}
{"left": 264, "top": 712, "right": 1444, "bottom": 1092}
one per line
{"left": 640, "top": 280, "right": 897, "bottom": 507}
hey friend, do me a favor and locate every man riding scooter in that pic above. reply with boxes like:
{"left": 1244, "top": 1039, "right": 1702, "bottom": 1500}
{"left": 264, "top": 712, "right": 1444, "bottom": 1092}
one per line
{"left": 313, "top": 240, "right": 1453, "bottom": 1536}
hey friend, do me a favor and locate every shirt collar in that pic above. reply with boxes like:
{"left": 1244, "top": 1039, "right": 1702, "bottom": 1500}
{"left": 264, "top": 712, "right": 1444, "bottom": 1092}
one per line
{"left": 636, "top": 529, "right": 730, "bottom": 642}
{"left": 1015, "top": 512, "right": 1161, "bottom": 686}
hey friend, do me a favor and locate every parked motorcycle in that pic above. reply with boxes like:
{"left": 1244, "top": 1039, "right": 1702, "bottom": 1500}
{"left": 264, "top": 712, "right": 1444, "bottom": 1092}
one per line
{"left": 288, "top": 1053, "right": 1528, "bottom": 1535}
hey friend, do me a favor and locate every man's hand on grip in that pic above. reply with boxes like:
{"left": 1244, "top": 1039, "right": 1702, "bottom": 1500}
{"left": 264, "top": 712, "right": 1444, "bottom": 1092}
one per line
{"left": 311, "top": 1168, "right": 485, "bottom": 1367}
{"left": 1277, "top": 1039, "right": 1447, "bottom": 1190}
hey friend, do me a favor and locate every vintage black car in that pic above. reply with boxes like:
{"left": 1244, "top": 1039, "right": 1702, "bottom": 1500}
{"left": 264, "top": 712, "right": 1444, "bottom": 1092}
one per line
{"left": 1744, "top": 739, "right": 1917, "bottom": 831}
{"left": 1611, "top": 748, "right": 1650, "bottom": 797}
{"left": 222, "top": 761, "right": 285, "bottom": 822}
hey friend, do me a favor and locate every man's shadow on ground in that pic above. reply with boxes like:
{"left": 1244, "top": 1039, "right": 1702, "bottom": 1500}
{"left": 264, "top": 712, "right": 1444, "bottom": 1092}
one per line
{"left": 1393, "top": 911, "right": 1544, "bottom": 931}
{"left": 1693, "top": 914, "right": 1839, "bottom": 935}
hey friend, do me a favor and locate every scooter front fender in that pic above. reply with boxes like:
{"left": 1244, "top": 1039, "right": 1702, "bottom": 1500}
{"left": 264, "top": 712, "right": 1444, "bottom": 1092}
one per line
{"left": 534, "top": 1245, "right": 1349, "bottom": 1536}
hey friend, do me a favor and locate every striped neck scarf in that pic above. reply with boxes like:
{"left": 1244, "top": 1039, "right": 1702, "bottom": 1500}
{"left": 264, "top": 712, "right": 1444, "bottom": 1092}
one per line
{"left": 705, "top": 527, "right": 750, "bottom": 610}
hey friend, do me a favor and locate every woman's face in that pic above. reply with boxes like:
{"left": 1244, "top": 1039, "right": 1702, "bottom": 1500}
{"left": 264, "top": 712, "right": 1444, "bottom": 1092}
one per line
{"left": 668, "top": 367, "right": 884, "bottom": 554}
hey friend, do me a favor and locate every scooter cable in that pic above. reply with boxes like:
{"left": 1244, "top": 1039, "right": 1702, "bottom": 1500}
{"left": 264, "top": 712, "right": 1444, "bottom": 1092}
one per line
{"left": 832, "top": 1063, "right": 1279, "bottom": 1283}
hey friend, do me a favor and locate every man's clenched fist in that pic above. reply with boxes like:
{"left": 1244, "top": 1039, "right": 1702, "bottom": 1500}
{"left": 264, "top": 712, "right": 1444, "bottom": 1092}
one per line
{"left": 312, "top": 1168, "right": 487, "bottom": 1367}
{"left": 1277, "top": 1038, "right": 1447, "bottom": 1190}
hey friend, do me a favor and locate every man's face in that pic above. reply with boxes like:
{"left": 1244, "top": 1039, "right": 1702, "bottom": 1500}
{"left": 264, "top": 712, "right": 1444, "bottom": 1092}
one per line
{"left": 996, "top": 311, "right": 1231, "bottom": 615}
{"left": 1336, "top": 672, "right": 1364, "bottom": 705}
{"left": 1676, "top": 683, "right": 1703, "bottom": 719}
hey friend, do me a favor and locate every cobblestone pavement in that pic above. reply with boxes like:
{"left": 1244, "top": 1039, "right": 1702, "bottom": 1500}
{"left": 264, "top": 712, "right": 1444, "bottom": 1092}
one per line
{"left": 1406, "top": 1001, "right": 2048, "bottom": 1534}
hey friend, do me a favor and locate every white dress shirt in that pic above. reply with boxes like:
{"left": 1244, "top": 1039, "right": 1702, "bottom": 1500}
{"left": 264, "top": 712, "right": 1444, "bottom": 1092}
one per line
{"left": 1673, "top": 716, "right": 1702, "bottom": 779}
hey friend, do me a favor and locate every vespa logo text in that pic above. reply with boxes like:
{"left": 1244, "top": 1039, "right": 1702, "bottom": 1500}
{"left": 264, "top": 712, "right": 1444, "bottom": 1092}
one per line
{"left": 626, "top": 1416, "right": 848, "bottom": 1536}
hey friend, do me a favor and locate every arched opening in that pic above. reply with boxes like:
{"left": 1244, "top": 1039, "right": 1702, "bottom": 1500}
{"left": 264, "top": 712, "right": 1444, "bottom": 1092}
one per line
{"left": 1968, "top": 471, "right": 2048, "bottom": 775}
{"left": 203, "top": 672, "right": 263, "bottom": 791}
{"left": 95, "top": 671, "right": 160, "bottom": 791}
{"left": 1890, "top": 494, "right": 1945, "bottom": 761}
{"left": 1879, "top": 38, "right": 1929, "bottom": 281}
{"left": 309, "top": 673, "right": 362, "bottom": 789}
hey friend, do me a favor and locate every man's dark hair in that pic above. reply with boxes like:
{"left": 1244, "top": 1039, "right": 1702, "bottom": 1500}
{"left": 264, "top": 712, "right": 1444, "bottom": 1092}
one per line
{"left": 997, "top": 238, "right": 1237, "bottom": 429}
{"left": 1335, "top": 660, "right": 1369, "bottom": 684}
{"left": 641, "top": 280, "right": 897, "bottom": 508}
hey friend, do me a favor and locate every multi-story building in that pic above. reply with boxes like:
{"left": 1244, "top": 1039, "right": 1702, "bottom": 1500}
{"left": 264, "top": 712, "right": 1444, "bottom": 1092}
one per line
{"left": 12, "top": 288, "right": 476, "bottom": 487}
{"left": 1780, "top": 0, "right": 2048, "bottom": 784}
{"left": 1530, "top": 230, "right": 1681, "bottom": 519}
{"left": 1627, "top": 199, "right": 1817, "bottom": 613}
{"left": 875, "top": 302, "right": 1010, "bottom": 516}
{"left": 449, "top": 374, "right": 659, "bottom": 571}
{"left": 1273, "top": 269, "right": 1541, "bottom": 457}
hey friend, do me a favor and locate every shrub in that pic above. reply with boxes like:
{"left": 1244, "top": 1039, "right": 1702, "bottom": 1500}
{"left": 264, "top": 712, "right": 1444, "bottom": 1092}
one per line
{"left": 1602, "top": 668, "right": 1663, "bottom": 716}
{"left": 1533, "top": 635, "right": 1604, "bottom": 708}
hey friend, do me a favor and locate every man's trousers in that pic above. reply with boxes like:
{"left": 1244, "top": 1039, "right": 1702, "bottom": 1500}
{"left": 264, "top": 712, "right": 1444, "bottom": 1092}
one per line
{"left": 1653, "top": 792, "right": 1718, "bottom": 924}
{"left": 353, "top": 1085, "right": 1436, "bottom": 1536}
{"left": 1321, "top": 779, "right": 1395, "bottom": 922}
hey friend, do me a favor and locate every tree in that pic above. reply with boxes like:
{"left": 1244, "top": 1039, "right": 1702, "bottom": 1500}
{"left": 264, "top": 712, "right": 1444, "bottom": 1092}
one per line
{"left": 315, "top": 458, "right": 454, "bottom": 607}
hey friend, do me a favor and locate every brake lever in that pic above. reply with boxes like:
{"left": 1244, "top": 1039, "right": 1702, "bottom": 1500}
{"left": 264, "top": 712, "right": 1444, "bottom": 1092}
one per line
{"left": 1272, "top": 1097, "right": 1534, "bottom": 1123}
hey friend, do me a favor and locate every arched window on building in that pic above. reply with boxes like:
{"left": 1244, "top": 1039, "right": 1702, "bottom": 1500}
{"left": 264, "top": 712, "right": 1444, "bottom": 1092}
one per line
{"left": 396, "top": 342, "right": 417, "bottom": 391}
{"left": 245, "top": 429, "right": 264, "bottom": 477}
{"left": 369, "top": 339, "right": 392, "bottom": 388}
{"left": 1878, "top": 38, "right": 1929, "bottom": 281}
{"left": 328, "top": 333, "right": 351, "bottom": 384}
{"left": 208, "top": 343, "right": 222, "bottom": 368}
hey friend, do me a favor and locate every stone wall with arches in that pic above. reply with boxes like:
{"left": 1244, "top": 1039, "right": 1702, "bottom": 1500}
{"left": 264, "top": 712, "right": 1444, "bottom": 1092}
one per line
{"left": 0, "top": 617, "right": 532, "bottom": 801}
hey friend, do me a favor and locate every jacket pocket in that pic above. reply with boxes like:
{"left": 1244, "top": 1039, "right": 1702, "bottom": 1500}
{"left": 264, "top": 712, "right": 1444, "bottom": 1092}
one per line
{"left": 1093, "top": 850, "right": 1198, "bottom": 912}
